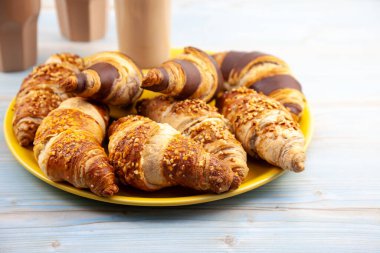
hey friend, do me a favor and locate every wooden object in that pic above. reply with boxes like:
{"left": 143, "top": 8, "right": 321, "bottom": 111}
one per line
{"left": 0, "top": 0, "right": 40, "bottom": 72}
{"left": 56, "top": 0, "right": 107, "bottom": 41}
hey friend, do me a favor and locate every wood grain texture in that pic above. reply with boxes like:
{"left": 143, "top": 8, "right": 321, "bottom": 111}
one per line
{"left": 1, "top": 0, "right": 380, "bottom": 252}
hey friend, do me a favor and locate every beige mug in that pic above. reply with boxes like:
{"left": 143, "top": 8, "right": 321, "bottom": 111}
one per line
{"left": 56, "top": 0, "right": 108, "bottom": 42}
{"left": 0, "top": 0, "right": 40, "bottom": 72}
{"left": 115, "top": 0, "right": 171, "bottom": 68}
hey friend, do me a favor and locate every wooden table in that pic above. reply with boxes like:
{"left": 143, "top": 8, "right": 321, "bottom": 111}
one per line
{"left": 1, "top": 0, "right": 379, "bottom": 252}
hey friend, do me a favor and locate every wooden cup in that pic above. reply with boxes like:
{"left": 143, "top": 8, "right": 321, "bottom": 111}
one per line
{"left": 115, "top": 0, "right": 171, "bottom": 68}
{"left": 0, "top": 0, "right": 40, "bottom": 72}
{"left": 55, "top": 0, "right": 108, "bottom": 42}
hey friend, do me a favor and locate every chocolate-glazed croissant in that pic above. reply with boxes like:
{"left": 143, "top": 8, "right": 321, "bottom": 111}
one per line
{"left": 213, "top": 51, "right": 306, "bottom": 121}
{"left": 142, "top": 47, "right": 223, "bottom": 102}
{"left": 13, "top": 53, "right": 84, "bottom": 147}
{"left": 217, "top": 87, "right": 306, "bottom": 172}
{"left": 60, "top": 51, "right": 143, "bottom": 106}
{"left": 34, "top": 97, "right": 119, "bottom": 197}
{"left": 137, "top": 96, "right": 248, "bottom": 187}
{"left": 108, "top": 115, "right": 238, "bottom": 193}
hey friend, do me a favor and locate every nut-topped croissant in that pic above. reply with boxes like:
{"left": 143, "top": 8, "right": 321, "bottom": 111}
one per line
{"left": 217, "top": 87, "right": 306, "bottom": 172}
{"left": 33, "top": 97, "right": 119, "bottom": 197}
{"left": 213, "top": 51, "right": 306, "bottom": 121}
{"left": 108, "top": 115, "right": 238, "bottom": 193}
{"left": 13, "top": 53, "right": 84, "bottom": 147}
{"left": 137, "top": 96, "right": 248, "bottom": 186}
{"left": 59, "top": 51, "right": 143, "bottom": 106}
{"left": 45, "top": 53, "right": 85, "bottom": 70}
{"left": 142, "top": 47, "right": 223, "bottom": 102}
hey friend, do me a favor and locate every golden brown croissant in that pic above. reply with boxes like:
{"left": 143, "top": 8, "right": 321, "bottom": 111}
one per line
{"left": 217, "top": 87, "right": 306, "bottom": 172}
{"left": 142, "top": 47, "right": 223, "bottom": 102}
{"left": 33, "top": 97, "right": 119, "bottom": 197}
{"left": 108, "top": 115, "right": 238, "bottom": 193}
{"left": 137, "top": 96, "right": 248, "bottom": 186}
{"left": 44, "top": 52, "right": 85, "bottom": 71}
{"left": 13, "top": 53, "right": 84, "bottom": 147}
{"left": 213, "top": 51, "right": 306, "bottom": 121}
{"left": 59, "top": 51, "right": 143, "bottom": 106}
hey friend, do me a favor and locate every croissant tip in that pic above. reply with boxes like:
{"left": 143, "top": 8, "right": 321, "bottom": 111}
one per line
{"left": 142, "top": 71, "right": 156, "bottom": 86}
{"left": 230, "top": 175, "right": 242, "bottom": 191}
{"left": 19, "top": 138, "right": 32, "bottom": 147}
{"left": 293, "top": 161, "right": 305, "bottom": 173}
{"left": 291, "top": 153, "right": 305, "bottom": 172}
{"left": 140, "top": 83, "right": 154, "bottom": 90}
{"left": 100, "top": 184, "right": 119, "bottom": 197}
{"left": 58, "top": 75, "right": 76, "bottom": 91}
{"left": 142, "top": 69, "right": 167, "bottom": 91}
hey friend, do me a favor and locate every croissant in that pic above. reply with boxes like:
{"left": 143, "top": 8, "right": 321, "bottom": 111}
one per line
{"left": 217, "top": 87, "right": 306, "bottom": 172}
{"left": 13, "top": 53, "right": 84, "bottom": 147}
{"left": 59, "top": 51, "right": 143, "bottom": 106}
{"left": 142, "top": 47, "right": 223, "bottom": 102}
{"left": 45, "top": 52, "right": 85, "bottom": 71}
{"left": 33, "top": 97, "right": 119, "bottom": 197}
{"left": 108, "top": 115, "right": 238, "bottom": 193}
{"left": 137, "top": 96, "right": 248, "bottom": 186}
{"left": 213, "top": 51, "right": 306, "bottom": 121}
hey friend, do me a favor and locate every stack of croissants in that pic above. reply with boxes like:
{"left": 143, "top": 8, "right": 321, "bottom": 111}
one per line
{"left": 13, "top": 47, "right": 307, "bottom": 197}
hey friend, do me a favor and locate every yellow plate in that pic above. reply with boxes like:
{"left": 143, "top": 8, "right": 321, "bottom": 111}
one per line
{"left": 3, "top": 49, "right": 313, "bottom": 206}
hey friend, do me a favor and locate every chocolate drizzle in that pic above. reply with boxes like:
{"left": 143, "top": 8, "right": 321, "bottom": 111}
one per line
{"left": 220, "top": 51, "right": 245, "bottom": 80}
{"left": 221, "top": 51, "right": 268, "bottom": 80}
{"left": 248, "top": 75, "right": 302, "bottom": 95}
{"left": 233, "top": 51, "right": 268, "bottom": 75}
{"left": 88, "top": 62, "right": 119, "bottom": 100}
{"left": 283, "top": 103, "right": 302, "bottom": 115}
{"left": 75, "top": 73, "right": 87, "bottom": 93}
{"left": 173, "top": 59, "right": 202, "bottom": 100}
{"left": 205, "top": 53, "right": 224, "bottom": 96}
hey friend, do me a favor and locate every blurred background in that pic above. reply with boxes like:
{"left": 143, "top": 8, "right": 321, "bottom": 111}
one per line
{"left": 4, "top": 0, "right": 379, "bottom": 101}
